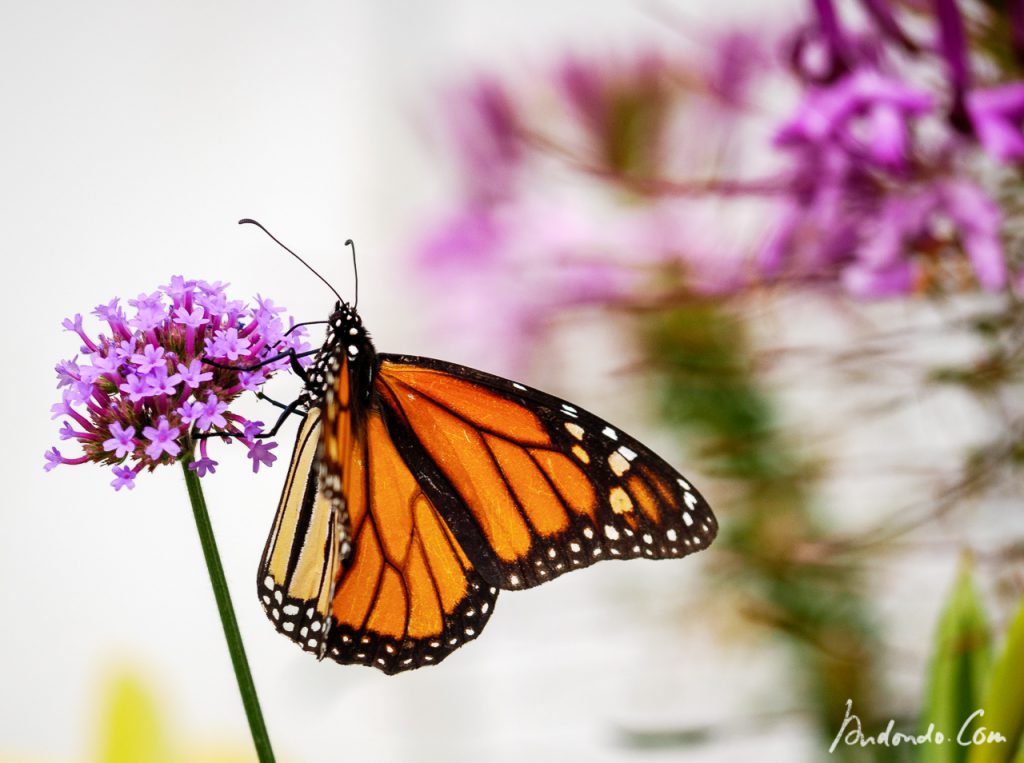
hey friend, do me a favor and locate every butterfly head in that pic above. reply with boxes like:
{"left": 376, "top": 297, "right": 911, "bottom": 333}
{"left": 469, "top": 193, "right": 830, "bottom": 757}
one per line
{"left": 328, "top": 300, "right": 368, "bottom": 352}
{"left": 300, "top": 300, "right": 378, "bottom": 411}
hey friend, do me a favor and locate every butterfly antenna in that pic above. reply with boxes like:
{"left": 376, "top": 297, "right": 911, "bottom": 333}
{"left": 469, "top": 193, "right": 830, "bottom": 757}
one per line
{"left": 239, "top": 218, "right": 343, "bottom": 303}
{"left": 345, "top": 239, "right": 359, "bottom": 309}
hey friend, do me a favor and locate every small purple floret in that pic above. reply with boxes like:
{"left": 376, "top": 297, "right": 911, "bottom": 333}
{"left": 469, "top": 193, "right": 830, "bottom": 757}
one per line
{"left": 176, "top": 359, "right": 213, "bottom": 389}
{"left": 143, "top": 417, "right": 182, "bottom": 460}
{"left": 119, "top": 374, "right": 149, "bottom": 403}
{"left": 195, "top": 394, "right": 229, "bottom": 432}
{"left": 130, "top": 344, "right": 167, "bottom": 374}
{"left": 103, "top": 422, "right": 137, "bottom": 459}
{"left": 43, "top": 447, "right": 64, "bottom": 472}
{"left": 173, "top": 304, "right": 209, "bottom": 329}
{"left": 111, "top": 466, "right": 138, "bottom": 491}
{"left": 246, "top": 440, "right": 278, "bottom": 473}
{"left": 209, "top": 327, "right": 251, "bottom": 361}
{"left": 188, "top": 457, "right": 219, "bottom": 478}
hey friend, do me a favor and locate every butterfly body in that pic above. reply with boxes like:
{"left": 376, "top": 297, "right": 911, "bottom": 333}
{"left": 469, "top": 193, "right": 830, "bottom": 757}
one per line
{"left": 259, "top": 299, "right": 717, "bottom": 674}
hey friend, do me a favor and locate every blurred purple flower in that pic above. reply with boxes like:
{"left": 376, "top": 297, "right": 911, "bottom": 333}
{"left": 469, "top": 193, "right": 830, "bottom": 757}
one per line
{"left": 418, "top": 203, "right": 503, "bottom": 270}
{"left": 859, "top": 0, "right": 917, "bottom": 53}
{"left": 558, "top": 52, "right": 670, "bottom": 176}
{"left": 775, "top": 69, "right": 932, "bottom": 170}
{"left": 842, "top": 260, "right": 915, "bottom": 298}
{"left": 414, "top": 193, "right": 656, "bottom": 373}
{"left": 447, "top": 78, "right": 523, "bottom": 202}
{"left": 704, "top": 30, "right": 768, "bottom": 108}
{"left": 410, "top": 0, "right": 1021, "bottom": 375}
{"left": 934, "top": 0, "right": 970, "bottom": 127}
{"left": 762, "top": 170, "right": 1006, "bottom": 297}
{"left": 941, "top": 181, "right": 1006, "bottom": 290}
{"left": 968, "top": 83, "right": 1024, "bottom": 162}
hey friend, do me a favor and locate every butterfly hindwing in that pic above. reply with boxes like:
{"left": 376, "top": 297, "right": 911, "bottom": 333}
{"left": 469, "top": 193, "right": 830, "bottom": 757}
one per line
{"left": 257, "top": 408, "right": 341, "bottom": 656}
{"left": 374, "top": 354, "right": 718, "bottom": 592}
{"left": 322, "top": 409, "right": 498, "bottom": 673}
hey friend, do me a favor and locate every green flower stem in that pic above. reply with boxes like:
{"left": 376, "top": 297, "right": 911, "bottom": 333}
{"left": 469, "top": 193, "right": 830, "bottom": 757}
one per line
{"left": 180, "top": 455, "right": 276, "bottom": 763}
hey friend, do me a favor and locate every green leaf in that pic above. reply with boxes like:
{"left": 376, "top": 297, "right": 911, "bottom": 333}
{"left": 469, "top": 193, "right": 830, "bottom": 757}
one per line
{"left": 966, "top": 591, "right": 1024, "bottom": 763}
{"left": 919, "top": 559, "right": 992, "bottom": 763}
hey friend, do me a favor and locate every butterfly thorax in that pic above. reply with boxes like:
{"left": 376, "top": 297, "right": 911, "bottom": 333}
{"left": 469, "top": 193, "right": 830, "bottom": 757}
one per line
{"left": 300, "top": 301, "right": 377, "bottom": 427}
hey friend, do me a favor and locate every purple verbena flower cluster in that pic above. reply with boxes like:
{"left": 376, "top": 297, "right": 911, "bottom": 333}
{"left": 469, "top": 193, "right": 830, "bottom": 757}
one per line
{"left": 46, "top": 277, "right": 310, "bottom": 490}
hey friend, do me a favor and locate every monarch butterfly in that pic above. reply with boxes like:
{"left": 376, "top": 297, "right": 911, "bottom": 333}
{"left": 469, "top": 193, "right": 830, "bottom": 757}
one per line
{"left": 246, "top": 220, "right": 718, "bottom": 674}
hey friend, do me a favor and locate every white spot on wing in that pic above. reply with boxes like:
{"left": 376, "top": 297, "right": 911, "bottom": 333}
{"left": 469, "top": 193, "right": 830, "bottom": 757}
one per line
{"left": 602, "top": 426, "right": 618, "bottom": 440}
{"left": 565, "top": 422, "right": 585, "bottom": 440}
{"left": 608, "top": 451, "right": 630, "bottom": 476}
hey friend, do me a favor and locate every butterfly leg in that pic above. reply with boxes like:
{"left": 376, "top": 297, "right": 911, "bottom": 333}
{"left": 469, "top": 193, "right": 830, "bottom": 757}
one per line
{"left": 203, "top": 348, "right": 318, "bottom": 381}
{"left": 256, "top": 391, "right": 292, "bottom": 410}
{"left": 284, "top": 320, "right": 328, "bottom": 336}
{"left": 253, "top": 395, "right": 307, "bottom": 439}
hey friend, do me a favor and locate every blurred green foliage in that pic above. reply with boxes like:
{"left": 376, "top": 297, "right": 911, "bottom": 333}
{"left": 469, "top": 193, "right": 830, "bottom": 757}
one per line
{"left": 639, "top": 294, "right": 885, "bottom": 760}
{"left": 963, "top": 577, "right": 1024, "bottom": 763}
{"left": 920, "top": 560, "right": 992, "bottom": 763}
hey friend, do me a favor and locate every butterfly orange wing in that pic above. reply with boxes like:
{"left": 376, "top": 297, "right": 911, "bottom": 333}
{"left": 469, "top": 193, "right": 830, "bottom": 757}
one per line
{"left": 373, "top": 355, "right": 718, "bottom": 591}
{"left": 320, "top": 409, "right": 497, "bottom": 673}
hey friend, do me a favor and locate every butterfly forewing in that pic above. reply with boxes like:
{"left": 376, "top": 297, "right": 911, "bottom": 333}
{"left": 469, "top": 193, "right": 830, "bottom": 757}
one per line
{"left": 374, "top": 355, "right": 718, "bottom": 591}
